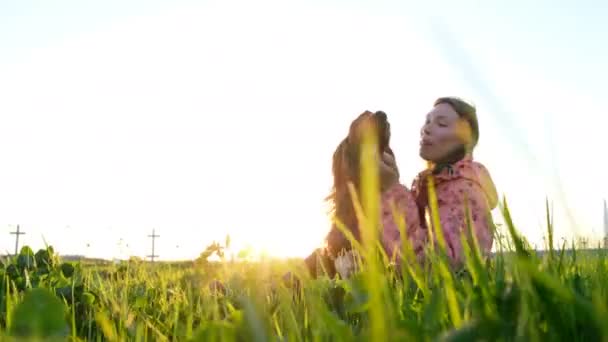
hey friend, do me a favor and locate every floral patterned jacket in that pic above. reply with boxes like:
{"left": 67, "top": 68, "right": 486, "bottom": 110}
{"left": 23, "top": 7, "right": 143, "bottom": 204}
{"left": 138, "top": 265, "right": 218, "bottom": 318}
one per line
{"left": 410, "top": 156, "right": 499, "bottom": 267}
{"left": 380, "top": 183, "right": 425, "bottom": 265}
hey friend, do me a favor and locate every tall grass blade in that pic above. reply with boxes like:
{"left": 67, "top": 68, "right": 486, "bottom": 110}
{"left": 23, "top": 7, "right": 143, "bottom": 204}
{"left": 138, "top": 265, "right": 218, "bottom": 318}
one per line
{"left": 356, "top": 117, "right": 388, "bottom": 341}
{"left": 427, "top": 175, "right": 462, "bottom": 327}
{"left": 390, "top": 201, "right": 428, "bottom": 297}
{"left": 545, "top": 198, "right": 554, "bottom": 262}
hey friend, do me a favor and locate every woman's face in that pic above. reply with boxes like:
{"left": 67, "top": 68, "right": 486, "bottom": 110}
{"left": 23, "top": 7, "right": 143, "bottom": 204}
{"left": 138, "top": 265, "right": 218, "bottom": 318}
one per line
{"left": 419, "top": 103, "right": 471, "bottom": 163}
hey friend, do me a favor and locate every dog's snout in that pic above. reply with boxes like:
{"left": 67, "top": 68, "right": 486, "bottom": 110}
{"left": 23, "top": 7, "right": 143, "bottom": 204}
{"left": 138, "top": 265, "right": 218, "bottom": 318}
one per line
{"left": 374, "top": 111, "right": 387, "bottom": 122}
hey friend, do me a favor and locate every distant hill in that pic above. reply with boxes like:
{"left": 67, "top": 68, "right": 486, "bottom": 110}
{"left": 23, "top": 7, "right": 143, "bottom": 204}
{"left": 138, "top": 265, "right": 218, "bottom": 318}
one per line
{"left": 60, "top": 255, "right": 111, "bottom": 264}
{"left": 2, "top": 248, "right": 606, "bottom": 267}
{"left": 0, "top": 254, "right": 111, "bottom": 265}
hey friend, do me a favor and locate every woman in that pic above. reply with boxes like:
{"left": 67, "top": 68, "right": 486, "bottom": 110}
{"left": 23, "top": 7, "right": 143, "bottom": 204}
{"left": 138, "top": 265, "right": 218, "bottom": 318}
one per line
{"left": 305, "top": 110, "right": 423, "bottom": 278}
{"left": 411, "top": 97, "right": 498, "bottom": 268}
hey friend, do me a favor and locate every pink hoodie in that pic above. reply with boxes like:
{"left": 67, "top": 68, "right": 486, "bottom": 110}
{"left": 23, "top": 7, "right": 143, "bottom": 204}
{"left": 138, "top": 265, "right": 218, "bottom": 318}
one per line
{"left": 410, "top": 156, "right": 499, "bottom": 267}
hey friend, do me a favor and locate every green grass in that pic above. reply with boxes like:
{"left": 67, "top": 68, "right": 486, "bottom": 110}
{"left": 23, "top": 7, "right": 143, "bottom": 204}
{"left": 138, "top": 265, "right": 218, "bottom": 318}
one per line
{"left": 1, "top": 135, "right": 607, "bottom": 341}
{"left": 1, "top": 222, "right": 608, "bottom": 341}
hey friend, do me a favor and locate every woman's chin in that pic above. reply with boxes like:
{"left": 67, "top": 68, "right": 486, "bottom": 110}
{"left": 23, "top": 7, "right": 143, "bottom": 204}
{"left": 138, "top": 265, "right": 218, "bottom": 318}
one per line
{"left": 419, "top": 149, "right": 432, "bottom": 161}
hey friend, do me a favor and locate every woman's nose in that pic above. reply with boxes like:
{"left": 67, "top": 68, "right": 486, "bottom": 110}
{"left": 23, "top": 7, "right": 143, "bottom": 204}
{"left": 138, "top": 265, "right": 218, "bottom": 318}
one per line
{"left": 421, "top": 124, "right": 431, "bottom": 136}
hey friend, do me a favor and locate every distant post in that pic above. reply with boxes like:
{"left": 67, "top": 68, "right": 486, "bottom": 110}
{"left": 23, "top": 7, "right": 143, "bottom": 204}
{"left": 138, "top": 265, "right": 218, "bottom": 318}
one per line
{"left": 603, "top": 200, "right": 608, "bottom": 249}
{"left": 10, "top": 225, "right": 25, "bottom": 256}
{"left": 147, "top": 229, "right": 160, "bottom": 262}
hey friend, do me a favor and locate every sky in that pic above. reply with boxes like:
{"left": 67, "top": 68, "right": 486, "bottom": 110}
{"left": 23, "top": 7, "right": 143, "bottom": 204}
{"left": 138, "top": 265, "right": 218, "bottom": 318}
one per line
{"left": 1, "top": 0, "right": 607, "bottom": 260}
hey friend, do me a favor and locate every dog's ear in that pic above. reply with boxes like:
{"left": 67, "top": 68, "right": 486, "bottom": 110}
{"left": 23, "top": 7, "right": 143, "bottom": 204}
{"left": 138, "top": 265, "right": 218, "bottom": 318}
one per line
{"left": 343, "top": 141, "right": 359, "bottom": 176}
{"left": 333, "top": 138, "right": 356, "bottom": 180}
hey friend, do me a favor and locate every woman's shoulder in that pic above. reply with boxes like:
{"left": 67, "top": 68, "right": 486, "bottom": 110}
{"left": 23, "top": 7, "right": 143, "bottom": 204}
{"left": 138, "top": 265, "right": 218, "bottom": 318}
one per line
{"left": 432, "top": 157, "right": 493, "bottom": 183}
{"left": 409, "top": 158, "right": 497, "bottom": 202}
{"left": 456, "top": 157, "right": 492, "bottom": 176}
{"left": 448, "top": 158, "right": 499, "bottom": 209}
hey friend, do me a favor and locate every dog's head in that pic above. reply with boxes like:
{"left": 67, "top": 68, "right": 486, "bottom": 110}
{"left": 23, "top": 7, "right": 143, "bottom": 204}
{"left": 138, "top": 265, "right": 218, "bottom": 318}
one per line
{"left": 325, "top": 110, "right": 395, "bottom": 257}
{"left": 340, "top": 111, "right": 393, "bottom": 182}
{"left": 346, "top": 110, "right": 391, "bottom": 156}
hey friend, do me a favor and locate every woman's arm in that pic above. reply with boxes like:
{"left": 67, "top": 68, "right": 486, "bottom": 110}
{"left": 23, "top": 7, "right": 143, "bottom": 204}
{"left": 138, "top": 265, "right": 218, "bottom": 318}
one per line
{"left": 437, "top": 180, "right": 494, "bottom": 267}
{"left": 381, "top": 184, "right": 426, "bottom": 265}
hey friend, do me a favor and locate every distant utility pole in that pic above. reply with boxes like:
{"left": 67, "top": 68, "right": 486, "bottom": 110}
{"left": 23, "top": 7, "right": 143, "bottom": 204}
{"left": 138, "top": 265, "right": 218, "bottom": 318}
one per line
{"left": 604, "top": 200, "right": 608, "bottom": 249}
{"left": 10, "top": 225, "right": 25, "bottom": 256}
{"left": 147, "top": 229, "right": 160, "bottom": 262}
{"left": 604, "top": 200, "right": 608, "bottom": 236}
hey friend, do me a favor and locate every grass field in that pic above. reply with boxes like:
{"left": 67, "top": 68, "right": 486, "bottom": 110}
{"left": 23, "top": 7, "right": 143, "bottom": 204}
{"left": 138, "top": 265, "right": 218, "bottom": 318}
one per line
{"left": 1, "top": 215, "right": 608, "bottom": 341}
{"left": 2, "top": 149, "right": 607, "bottom": 341}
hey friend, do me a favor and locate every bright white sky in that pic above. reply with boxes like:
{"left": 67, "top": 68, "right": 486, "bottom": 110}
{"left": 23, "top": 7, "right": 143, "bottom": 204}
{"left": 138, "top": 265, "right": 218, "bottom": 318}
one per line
{"left": 1, "top": 0, "right": 607, "bottom": 260}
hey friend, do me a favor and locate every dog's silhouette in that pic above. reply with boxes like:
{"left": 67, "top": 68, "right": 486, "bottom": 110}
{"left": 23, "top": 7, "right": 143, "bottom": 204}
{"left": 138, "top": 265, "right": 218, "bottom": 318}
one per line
{"left": 305, "top": 110, "right": 396, "bottom": 278}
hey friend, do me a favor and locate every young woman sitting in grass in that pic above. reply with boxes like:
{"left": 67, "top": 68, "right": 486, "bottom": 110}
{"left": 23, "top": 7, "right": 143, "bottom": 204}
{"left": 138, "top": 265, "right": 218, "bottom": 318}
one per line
{"left": 411, "top": 97, "right": 498, "bottom": 269}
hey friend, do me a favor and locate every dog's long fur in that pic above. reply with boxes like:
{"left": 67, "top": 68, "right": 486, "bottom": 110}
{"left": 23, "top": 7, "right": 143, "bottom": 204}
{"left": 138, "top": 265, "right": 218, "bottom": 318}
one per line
{"left": 305, "top": 110, "right": 395, "bottom": 278}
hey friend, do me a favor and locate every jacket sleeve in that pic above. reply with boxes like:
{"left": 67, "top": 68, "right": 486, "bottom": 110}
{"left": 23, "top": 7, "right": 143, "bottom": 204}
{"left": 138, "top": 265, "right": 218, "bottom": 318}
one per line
{"left": 438, "top": 179, "right": 494, "bottom": 267}
{"left": 381, "top": 184, "right": 426, "bottom": 264}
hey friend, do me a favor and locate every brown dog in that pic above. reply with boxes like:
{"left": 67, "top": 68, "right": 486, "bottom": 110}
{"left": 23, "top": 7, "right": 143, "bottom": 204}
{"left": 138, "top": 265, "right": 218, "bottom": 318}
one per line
{"left": 304, "top": 110, "right": 398, "bottom": 278}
